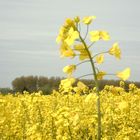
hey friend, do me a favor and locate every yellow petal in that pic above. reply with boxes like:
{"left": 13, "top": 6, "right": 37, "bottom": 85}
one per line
{"left": 96, "top": 54, "right": 104, "bottom": 64}
{"left": 60, "top": 78, "right": 76, "bottom": 89}
{"left": 63, "top": 65, "right": 76, "bottom": 75}
{"left": 77, "top": 81, "right": 88, "bottom": 90}
{"left": 79, "top": 50, "right": 90, "bottom": 61}
{"left": 60, "top": 43, "right": 75, "bottom": 58}
{"left": 74, "top": 44, "right": 85, "bottom": 52}
{"left": 116, "top": 68, "right": 130, "bottom": 81}
{"left": 109, "top": 43, "right": 121, "bottom": 59}
{"left": 64, "top": 18, "right": 75, "bottom": 28}
{"left": 89, "top": 31, "right": 100, "bottom": 42}
{"left": 96, "top": 71, "right": 106, "bottom": 80}
{"left": 56, "top": 27, "right": 67, "bottom": 43}
{"left": 99, "top": 31, "right": 110, "bottom": 41}
{"left": 74, "top": 16, "right": 80, "bottom": 23}
{"left": 82, "top": 16, "right": 96, "bottom": 25}
{"left": 65, "top": 27, "right": 79, "bottom": 46}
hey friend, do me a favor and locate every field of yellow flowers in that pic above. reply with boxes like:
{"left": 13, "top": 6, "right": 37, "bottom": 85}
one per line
{"left": 0, "top": 84, "right": 140, "bottom": 140}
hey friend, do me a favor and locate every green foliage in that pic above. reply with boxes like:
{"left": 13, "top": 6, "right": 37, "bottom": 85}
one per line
{"left": 0, "top": 88, "right": 12, "bottom": 94}
{"left": 39, "top": 85, "right": 52, "bottom": 95}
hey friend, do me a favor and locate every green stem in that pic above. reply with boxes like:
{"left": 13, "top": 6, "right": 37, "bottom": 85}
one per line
{"left": 78, "top": 31, "right": 102, "bottom": 140}
{"left": 77, "top": 73, "right": 93, "bottom": 79}
{"left": 88, "top": 42, "right": 95, "bottom": 48}
{"left": 76, "top": 60, "right": 90, "bottom": 67}
{"left": 92, "top": 51, "right": 109, "bottom": 59}
{"left": 83, "top": 25, "right": 89, "bottom": 40}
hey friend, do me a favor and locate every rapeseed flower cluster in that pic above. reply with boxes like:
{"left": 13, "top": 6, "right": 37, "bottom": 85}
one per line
{"left": 56, "top": 16, "right": 130, "bottom": 81}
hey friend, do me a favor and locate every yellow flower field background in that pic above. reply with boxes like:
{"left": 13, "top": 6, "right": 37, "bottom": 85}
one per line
{"left": 0, "top": 84, "right": 140, "bottom": 139}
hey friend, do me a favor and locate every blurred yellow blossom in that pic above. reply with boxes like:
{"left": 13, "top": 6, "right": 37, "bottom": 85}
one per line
{"left": 77, "top": 81, "right": 89, "bottom": 92}
{"left": 119, "top": 101, "right": 129, "bottom": 111}
{"left": 74, "top": 81, "right": 88, "bottom": 94}
{"left": 89, "top": 31, "right": 110, "bottom": 42}
{"left": 74, "top": 44, "right": 91, "bottom": 60}
{"left": 64, "top": 18, "right": 76, "bottom": 28}
{"left": 99, "top": 31, "right": 110, "bottom": 40}
{"left": 89, "top": 31, "right": 100, "bottom": 42}
{"left": 74, "top": 16, "right": 80, "bottom": 23}
{"left": 60, "top": 78, "right": 75, "bottom": 92}
{"left": 97, "top": 71, "right": 106, "bottom": 80}
{"left": 79, "top": 49, "right": 91, "bottom": 60}
{"left": 56, "top": 26, "right": 67, "bottom": 43}
{"left": 63, "top": 65, "right": 76, "bottom": 76}
{"left": 82, "top": 16, "right": 96, "bottom": 25}
{"left": 109, "top": 42, "right": 121, "bottom": 59}
{"left": 116, "top": 68, "right": 130, "bottom": 81}
{"left": 65, "top": 27, "right": 79, "bottom": 46}
{"left": 96, "top": 54, "right": 104, "bottom": 64}
{"left": 74, "top": 44, "right": 85, "bottom": 51}
{"left": 60, "top": 43, "right": 75, "bottom": 58}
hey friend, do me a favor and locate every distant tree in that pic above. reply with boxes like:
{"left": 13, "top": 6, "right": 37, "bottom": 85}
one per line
{"left": 38, "top": 76, "right": 49, "bottom": 87}
{"left": 48, "top": 77, "right": 61, "bottom": 88}
{"left": 0, "top": 88, "right": 13, "bottom": 94}
{"left": 12, "top": 76, "right": 26, "bottom": 92}
{"left": 24, "top": 76, "right": 38, "bottom": 92}
{"left": 12, "top": 76, "right": 38, "bottom": 92}
{"left": 39, "top": 85, "right": 52, "bottom": 95}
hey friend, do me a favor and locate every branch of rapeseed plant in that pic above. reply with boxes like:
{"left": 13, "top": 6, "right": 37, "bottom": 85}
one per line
{"left": 92, "top": 51, "right": 109, "bottom": 59}
{"left": 76, "top": 60, "right": 90, "bottom": 67}
{"left": 77, "top": 73, "right": 94, "bottom": 79}
{"left": 83, "top": 25, "right": 89, "bottom": 41}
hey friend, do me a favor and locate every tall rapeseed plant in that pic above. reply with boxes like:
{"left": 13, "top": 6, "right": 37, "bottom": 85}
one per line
{"left": 56, "top": 16, "right": 130, "bottom": 140}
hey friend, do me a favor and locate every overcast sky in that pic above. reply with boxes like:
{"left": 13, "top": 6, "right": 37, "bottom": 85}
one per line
{"left": 0, "top": 0, "right": 140, "bottom": 87}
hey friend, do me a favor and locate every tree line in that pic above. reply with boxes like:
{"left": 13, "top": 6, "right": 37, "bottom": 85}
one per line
{"left": 11, "top": 76, "right": 61, "bottom": 94}
{"left": 1, "top": 75, "right": 140, "bottom": 94}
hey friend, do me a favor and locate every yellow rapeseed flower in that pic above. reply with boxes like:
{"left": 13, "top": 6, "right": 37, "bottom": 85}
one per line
{"left": 89, "top": 31, "right": 110, "bottom": 42}
{"left": 89, "top": 31, "right": 100, "bottom": 42}
{"left": 60, "top": 43, "right": 75, "bottom": 58}
{"left": 79, "top": 50, "right": 91, "bottom": 61}
{"left": 74, "top": 81, "right": 88, "bottom": 94}
{"left": 64, "top": 18, "right": 75, "bottom": 28}
{"left": 85, "top": 93, "right": 98, "bottom": 103}
{"left": 60, "top": 78, "right": 75, "bottom": 89}
{"left": 119, "top": 81, "right": 125, "bottom": 88}
{"left": 109, "top": 42, "right": 121, "bottom": 59}
{"left": 118, "top": 101, "right": 129, "bottom": 111}
{"left": 74, "top": 16, "right": 80, "bottom": 23}
{"left": 65, "top": 27, "right": 79, "bottom": 46}
{"left": 82, "top": 16, "right": 96, "bottom": 25}
{"left": 97, "top": 71, "right": 106, "bottom": 80}
{"left": 56, "top": 26, "right": 67, "bottom": 43}
{"left": 77, "top": 81, "right": 88, "bottom": 91}
{"left": 99, "top": 31, "right": 110, "bottom": 40}
{"left": 63, "top": 65, "right": 76, "bottom": 75}
{"left": 74, "top": 44, "right": 85, "bottom": 52}
{"left": 96, "top": 54, "right": 104, "bottom": 64}
{"left": 116, "top": 68, "right": 130, "bottom": 81}
{"left": 74, "top": 44, "right": 90, "bottom": 61}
